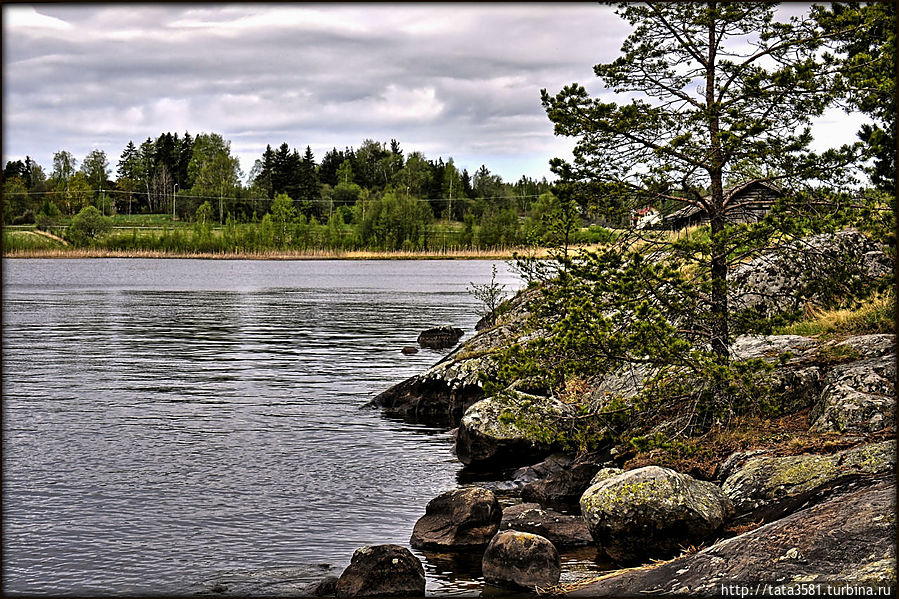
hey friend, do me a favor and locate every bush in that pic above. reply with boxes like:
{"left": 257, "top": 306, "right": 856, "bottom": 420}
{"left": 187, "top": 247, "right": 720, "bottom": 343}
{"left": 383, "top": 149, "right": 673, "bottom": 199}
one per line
{"left": 67, "top": 206, "right": 112, "bottom": 246}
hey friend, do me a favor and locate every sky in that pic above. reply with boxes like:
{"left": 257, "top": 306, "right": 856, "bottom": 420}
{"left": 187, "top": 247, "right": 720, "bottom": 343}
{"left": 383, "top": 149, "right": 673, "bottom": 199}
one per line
{"left": 2, "top": 3, "right": 869, "bottom": 185}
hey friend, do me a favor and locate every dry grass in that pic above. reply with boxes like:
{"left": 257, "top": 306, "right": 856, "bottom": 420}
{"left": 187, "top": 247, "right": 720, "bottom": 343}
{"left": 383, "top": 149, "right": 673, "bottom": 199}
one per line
{"left": 776, "top": 293, "right": 895, "bottom": 338}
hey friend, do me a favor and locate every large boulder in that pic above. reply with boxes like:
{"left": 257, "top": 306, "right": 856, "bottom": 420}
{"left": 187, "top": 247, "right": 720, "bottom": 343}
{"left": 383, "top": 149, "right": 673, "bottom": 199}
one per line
{"left": 455, "top": 391, "right": 576, "bottom": 468}
{"left": 721, "top": 440, "right": 896, "bottom": 525}
{"left": 580, "top": 466, "right": 733, "bottom": 564}
{"left": 570, "top": 479, "right": 896, "bottom": 596}
{"left": 500, "top": 502, "right": 593, "bottom": 547}
{"left": 481, "top": 530, "right": 561, "bottom": 590}
{"left": 409, "top": 487, "right": 502, "bottom": 550}
{"left": 334, "top": 545, "right": 425, "bottom": 597}
{"left": 417, "top": 326, "right": 464, "bottom": 349}
{"left": 810, "top": 353, "right": 896, "bottom": 433}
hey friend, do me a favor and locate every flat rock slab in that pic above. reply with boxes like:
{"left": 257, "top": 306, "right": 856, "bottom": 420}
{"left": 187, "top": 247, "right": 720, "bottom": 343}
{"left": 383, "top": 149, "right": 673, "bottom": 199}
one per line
{"left": 500, "top": 502, "right": 593, "bottom": 547}
{"left": 570, "top": 479, "right": 896, "bottom": 596}
{"left": 722, "top": 440, "right": 895, "bottom": 524}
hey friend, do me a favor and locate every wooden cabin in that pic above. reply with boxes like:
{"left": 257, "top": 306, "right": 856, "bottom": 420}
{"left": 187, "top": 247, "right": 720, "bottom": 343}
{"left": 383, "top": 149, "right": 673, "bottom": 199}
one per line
{"left": 663, "top": 180, "right": 783, "bottom": 230}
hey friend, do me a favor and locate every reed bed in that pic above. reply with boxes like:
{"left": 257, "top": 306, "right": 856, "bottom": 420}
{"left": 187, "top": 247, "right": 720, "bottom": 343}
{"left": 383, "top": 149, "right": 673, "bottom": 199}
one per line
{"left": 2, "top": 246, "right": 556, "bottom": 261}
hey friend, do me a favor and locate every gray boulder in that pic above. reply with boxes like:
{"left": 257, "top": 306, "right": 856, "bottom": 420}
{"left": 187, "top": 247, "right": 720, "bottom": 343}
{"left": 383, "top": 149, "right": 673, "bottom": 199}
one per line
{"left": 409, "top": 486, "right": 501, "bottom": 550}
{"left": 729, "top": 229, "right": 892, "bottom": 317}
{"left": 580, "top": 466, "right": 733, "bottom": 564}
{"left": 810, "top": 353, "right": 896, "bottom": 433}
{"left": 455, "top": 391, "right": 575, "bottom": 468}
{"left": 500, "top": 502, "right": 593, "bottom": 547}
{"left": 722, "top": 441, "right": 895, "bottom": 525}
{"left": 481, "top": 530, "right": 561, "bottom": 590}
{"left": 334, "top": 545, "right": 425, "bottom": 597}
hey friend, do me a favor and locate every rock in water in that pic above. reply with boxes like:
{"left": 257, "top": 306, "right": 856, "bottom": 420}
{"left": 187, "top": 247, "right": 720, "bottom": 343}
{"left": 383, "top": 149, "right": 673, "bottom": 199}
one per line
{"left": 334, "top": 545, "right": 425, "bottom": 597}
{"left": 481, "top": 530, "right": 561, "bottom": 590}
{"left": 417, "top": 326, "right": 464, "bottom": 349}
{"left": 500, "top": 503, "right": 593, "bottom": 547}
{"left": 580, "top": 466, "right": 733, "bottom": 564}
{"left": 410, "top": 487, "right": 502, "bottom": 549}
{"left": 400, "top": 346, "right": 418, "bottom": 355}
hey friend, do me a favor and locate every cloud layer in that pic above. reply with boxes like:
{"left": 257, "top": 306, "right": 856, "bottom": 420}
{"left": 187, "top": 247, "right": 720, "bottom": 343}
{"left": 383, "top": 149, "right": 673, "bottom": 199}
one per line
{"left": 2, "top": 3, "right": 865, "bottom": 183}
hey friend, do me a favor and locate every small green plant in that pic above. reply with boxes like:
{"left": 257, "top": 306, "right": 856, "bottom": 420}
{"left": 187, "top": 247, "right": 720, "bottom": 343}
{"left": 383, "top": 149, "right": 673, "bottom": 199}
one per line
{"left": 467, "top": 264, "right": 508, "bottom": 327}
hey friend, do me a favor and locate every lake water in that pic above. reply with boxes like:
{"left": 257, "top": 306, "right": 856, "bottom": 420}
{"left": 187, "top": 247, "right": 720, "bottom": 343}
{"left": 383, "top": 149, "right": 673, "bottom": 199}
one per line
{"left": 1, "top": 258, "right": 602, "bottom": 596}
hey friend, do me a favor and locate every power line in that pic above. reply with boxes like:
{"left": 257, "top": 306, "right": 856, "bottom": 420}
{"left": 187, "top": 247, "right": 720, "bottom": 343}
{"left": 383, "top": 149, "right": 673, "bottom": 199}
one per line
{"left": 7, "top": 188, "right": 545, "bottom": 204}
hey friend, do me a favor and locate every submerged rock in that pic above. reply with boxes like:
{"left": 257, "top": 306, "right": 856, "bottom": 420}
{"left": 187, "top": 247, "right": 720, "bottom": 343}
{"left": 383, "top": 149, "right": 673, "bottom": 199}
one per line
{"left": 500, "top": 502, "right": 593, "bottom": 547}
{"left": 334, "top": 545, "right": 425, "bottom": 597}
{"left": 580, "top": 466, "right": 733, "bottom": 564}
{"left": 481, "top": 530, "right": 561, "bottom": 590}
{"left": 409, "top": 487, "right": 502, "bottom": 550}
{"left": 721, "top": 440, "right": 895, "bottom": 525}
{"left": 570, "top": 479, "right": 896, "bottom": 595}
{"left": 417, "top": 326, "right": 464, "bottom": 349}
{"left": 455, "top": 391, "right": 575, "bottom": 468}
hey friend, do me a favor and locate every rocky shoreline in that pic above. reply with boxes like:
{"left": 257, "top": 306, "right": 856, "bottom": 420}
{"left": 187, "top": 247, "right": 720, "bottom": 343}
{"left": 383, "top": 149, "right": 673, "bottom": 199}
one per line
{"left": 316, "top": 230, "right": 896, "bottom": 596}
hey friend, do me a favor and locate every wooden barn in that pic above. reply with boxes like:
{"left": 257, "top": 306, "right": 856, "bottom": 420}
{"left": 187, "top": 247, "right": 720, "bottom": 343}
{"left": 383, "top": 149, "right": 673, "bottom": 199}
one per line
{"left": 663, "top": 179, "right": 783, "bottom": 230}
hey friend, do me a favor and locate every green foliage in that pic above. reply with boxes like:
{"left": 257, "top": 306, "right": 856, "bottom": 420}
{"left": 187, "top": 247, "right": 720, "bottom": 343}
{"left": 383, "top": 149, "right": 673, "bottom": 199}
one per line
{"left": 67, "top": 205, "right": 112, "bottom": 246}
{"left": 356, "top": 190, "right": 432, "bottom": 250}
{"left": 814, "top": 2, "right": 896, "bottom": 190}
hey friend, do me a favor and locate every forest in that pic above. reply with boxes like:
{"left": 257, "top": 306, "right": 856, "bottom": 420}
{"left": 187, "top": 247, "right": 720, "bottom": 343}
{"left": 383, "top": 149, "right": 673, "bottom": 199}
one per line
{"left": 1, "top": 135, "right": 616, "bottom": 254}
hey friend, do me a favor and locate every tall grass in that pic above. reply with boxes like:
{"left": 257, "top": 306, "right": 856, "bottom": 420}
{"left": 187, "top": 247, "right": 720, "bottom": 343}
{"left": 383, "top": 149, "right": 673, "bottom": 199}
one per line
{"left": 774, "top": 292, "right": 895, "bottom": 338}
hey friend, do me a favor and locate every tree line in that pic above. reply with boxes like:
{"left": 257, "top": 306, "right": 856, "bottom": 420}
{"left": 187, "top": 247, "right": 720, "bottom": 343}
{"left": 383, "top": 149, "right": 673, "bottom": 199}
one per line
{"left": 3, "top": 132, "right": 609, "bottom": 250}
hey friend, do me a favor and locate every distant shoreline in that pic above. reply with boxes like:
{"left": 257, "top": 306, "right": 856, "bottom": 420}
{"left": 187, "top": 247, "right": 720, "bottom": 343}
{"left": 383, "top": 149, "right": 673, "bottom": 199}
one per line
{"left": 1, "top": 247, "right": 549, "bottom": 261}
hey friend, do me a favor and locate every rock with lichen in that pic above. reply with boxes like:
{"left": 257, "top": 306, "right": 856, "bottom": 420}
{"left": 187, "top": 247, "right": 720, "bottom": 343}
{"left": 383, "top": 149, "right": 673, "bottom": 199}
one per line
{"left": 580, "top": 466, "right": 733, "bottom": 564}
{"left": 721, "top": 440, "right": 895, "bottom": 525}
{"left": 569, "top": 480, "right": 896, "bottom": 596}
{"left": 455, "top": 390, "right": 577, "bottom": 468}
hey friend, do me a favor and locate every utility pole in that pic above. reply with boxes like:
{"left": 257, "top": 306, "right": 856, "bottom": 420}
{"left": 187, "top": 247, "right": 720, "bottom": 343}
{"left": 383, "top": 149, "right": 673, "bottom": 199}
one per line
{"left": 173, "top": 183, "right": 178, "bottom": 221}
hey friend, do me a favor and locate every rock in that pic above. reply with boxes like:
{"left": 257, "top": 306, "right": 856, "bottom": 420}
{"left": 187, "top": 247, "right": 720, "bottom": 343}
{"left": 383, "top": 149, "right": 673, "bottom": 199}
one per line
{"left": 400, "top": 346, "right": 418, "bottom": 355}
{"left": 721, "top": 441, "right": 896, "bottom": 525}
{"left": 589, "top": 467, "right": 625, "bottom": 485}
{"left": 521, "top": 458, "right": 602, "bottom": 506}
{"left": 569, "top": 479, "right": 896, "bottom": 595}
{"left": 307, "top": 575, "right": 339, "bottom": 596}
{"left": 455, "top": 390, "right": 576, "bottom": 468}
{"left": 810, "top": 353, "right": 896, "bottom": 433}
{"left": 366, "top": 355, "right": 490, "bottom": 427}
{"left": 417, "top": 326, "right": 464, "bottom": 349}
{"left": 511, "top": 453, "right": 574, "bottom": 486}
{"left": 500, "top": 502, "right": 593, "bottom": 547}
{"left": 367, "top": 286, "right": 545, "bottom": 428}
{"left": 410, "top": 487, "right": 502, "bottom": 550}
{"left": 580, "top": 466, "right": 733, "bottom": 564}
{"left": 481, "top": 530, "right": 561, "bottom": 590}
{"left": 729, "top": 229, "right": 892, "bottom": 317}
{"left": 334, "top": 544, "right": 425, "bottom": 597}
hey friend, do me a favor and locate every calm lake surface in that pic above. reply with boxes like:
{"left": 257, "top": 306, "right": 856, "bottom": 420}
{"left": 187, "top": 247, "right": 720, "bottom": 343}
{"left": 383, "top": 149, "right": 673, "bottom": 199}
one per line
{"left": 2, "top": 258, "right": 605, "bottom": 596}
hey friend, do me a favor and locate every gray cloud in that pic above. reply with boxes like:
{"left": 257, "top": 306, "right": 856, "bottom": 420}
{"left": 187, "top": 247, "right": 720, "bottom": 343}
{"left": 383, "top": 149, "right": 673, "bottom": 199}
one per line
{"left": 2, "top": 3, "right": 861, "bottom": 183}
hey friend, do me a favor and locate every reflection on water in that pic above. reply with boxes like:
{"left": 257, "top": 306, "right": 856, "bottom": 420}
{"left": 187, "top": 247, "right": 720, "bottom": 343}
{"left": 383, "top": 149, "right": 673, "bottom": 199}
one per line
{"left": 1, "top": 259, "right": 606, "bottom": 596}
